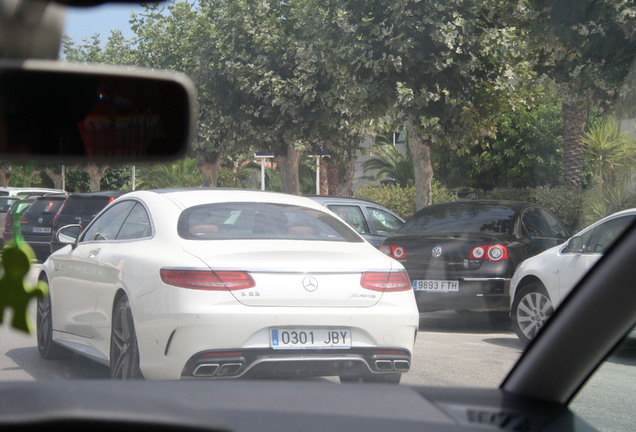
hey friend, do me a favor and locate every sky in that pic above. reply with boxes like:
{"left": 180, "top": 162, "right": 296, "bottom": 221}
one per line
{"left": 64, "top": 4, "right": 146, "bottom": 44}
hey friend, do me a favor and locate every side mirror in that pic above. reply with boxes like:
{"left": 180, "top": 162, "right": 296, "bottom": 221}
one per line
{"left": 0, "top": 60, "right": 197, "bottom": 162}
{"left": 57, "top": 224, "right": 82, "bottom": 245}
{"left": 564, "top": 236, "right": 584, "bottom": 254}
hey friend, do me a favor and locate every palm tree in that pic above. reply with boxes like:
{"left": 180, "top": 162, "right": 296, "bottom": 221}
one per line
{"left": 362, "top": 138, "right": 414, "bottom": 187}
{"left": 582, "top": 117, "right": 636, "bottom": 220}
{"left": 136, "top": 158, "right": 203, "bottom": 189}
{"left": 581, "top": 117, "right": 634, "bottom": 192}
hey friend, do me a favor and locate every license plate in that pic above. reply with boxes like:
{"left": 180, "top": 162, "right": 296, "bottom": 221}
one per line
{"left": 270, "top": 328, "right": 351, "bottom": 349}
{"left": 32, "top": 227, "right": 51, "bottom": 233}
{"left": 413, "top": 280, "right": 459, "bottom": 292}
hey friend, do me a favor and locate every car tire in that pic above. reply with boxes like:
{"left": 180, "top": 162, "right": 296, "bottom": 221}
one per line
{"left": 110, "top": 295, "right": 143, "bottom": 380}
{"left": 339, "top": 373, "right": 401, "bottom": 384}
{"left": 511, "top": 282, "right": 554, "bottom": 344}
{"left": 36, "top": 275, "right": 72, "bottom": 359}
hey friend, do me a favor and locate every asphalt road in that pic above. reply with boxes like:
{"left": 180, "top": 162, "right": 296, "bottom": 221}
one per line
{"left": 1, "top": 308, "right": 521, "bottom": 385}
{"left": 2, "top": 304, "right": 635, "bottom": 431}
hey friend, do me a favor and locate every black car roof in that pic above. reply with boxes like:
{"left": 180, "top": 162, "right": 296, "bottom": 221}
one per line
{"left": 66, "top": 190, "right": 130, "bottom": 197}
{"left": 415, "top": 200, "right": 533, "bottom": 213}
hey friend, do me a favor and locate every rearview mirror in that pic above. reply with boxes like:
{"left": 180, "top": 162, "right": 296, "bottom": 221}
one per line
{"left": 0, "top": 60, "right": 197, "bottom": 162}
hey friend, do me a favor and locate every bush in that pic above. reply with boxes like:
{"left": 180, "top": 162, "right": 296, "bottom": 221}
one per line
{"left": 354, "top": 180, "right": 455, "bottom": 220}
{"left": 354, "top": 186, "right": 416, "bottom": 219}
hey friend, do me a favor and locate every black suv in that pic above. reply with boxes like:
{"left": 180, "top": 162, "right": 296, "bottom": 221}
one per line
{"left": 50, "top": 191, "right": 129, "bottom": 254}
{"left": 20, "top": 194, "right": 68, "bottom": 261}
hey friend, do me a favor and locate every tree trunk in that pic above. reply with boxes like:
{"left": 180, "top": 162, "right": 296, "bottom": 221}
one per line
{"left": 319, "top": 158, "right": 329, "bottom": 195}
{"left": 275, "top": 142, "right": 302, "bottom": 194}
{"left": 0, "top": 166, "right": 11, "bottom": 187}
{"left": 561, "top": 100, "right": 588, "bottom": 189}
{"left": 83, "top": 164, "right": 109, "bottom": 192}
{"left": 408, "top": 121, "right": 434, "bottom": 210}
{"left": 197, "top": 153, "right": 222, "bottom": 187}
{"left": 325, "top": 159, "right": 340, "bottom": 195}
{"left": 44, "top": 168, "right": 64, "bottom": 190}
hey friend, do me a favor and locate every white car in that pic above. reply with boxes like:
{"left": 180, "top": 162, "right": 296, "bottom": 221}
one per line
{"left": 510, "top": 208, "right": 636, "bottom": 343}
{"left": 37, "top": 189, "right": 419, "bottom": 382}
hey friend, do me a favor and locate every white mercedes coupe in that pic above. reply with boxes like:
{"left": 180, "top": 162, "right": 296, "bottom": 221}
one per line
{"left": 37, "top": 189, "right": 419, "bottom": 382}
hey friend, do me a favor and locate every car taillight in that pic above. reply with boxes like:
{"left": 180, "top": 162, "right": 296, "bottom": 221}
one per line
{"left": 160, "top": 269, "right": 255, "bottom": 291}
{"left": 379, "top": 245, "right": 407, "bottom": 259}
{"left": 360, "top": 271, "right": 411, "bottom": 292}
{"left": 469, "top": 245, "right": 508, "bottom": 261}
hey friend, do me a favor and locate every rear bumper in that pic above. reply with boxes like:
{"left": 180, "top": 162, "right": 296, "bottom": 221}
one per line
{"left": 181, "top": 348, "right": 412, "bottom": 379}
{"left": 134, "top": 290, "right": 419, "bottom": 380}
{"left": 414, "top": 278, "right": 510, "bottom": 312}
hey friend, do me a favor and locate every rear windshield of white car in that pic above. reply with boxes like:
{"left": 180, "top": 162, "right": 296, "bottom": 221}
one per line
{"left": 178, "top": 202, "right": 364, "bottom": 242}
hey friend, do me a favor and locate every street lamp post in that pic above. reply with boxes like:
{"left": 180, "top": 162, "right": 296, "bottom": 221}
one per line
{"left": 254, "top": 151, "right": 274, "bottom": 190}
{"left": 309, "top": 151, "right": 330, "bottom": 195}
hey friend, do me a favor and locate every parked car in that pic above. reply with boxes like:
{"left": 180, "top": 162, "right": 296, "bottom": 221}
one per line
{"left": 49, "top": 191, "right": 129, "bottom": 254}
{"left": 510, "top": 208, "right": 636, "bottom": 343}
{"left": 0, "top": 197, "right": 21, "bottom": 249}
{"left": 380, "top": 200, "right": 569, "bottom": 313}
{"left": 19, "top": 193, "right": 68, "bottom": 262}
{"left": 39, "top": 189, "right": 419, "bottom": 382}
{"left": 2, "top": 196, "right": 38, "bottom": 248}
{"left": 0, "top": 187, "right": 66, "bottom": 197}
{"left": 306, "top": 195, "right": 405, "bottom": 247}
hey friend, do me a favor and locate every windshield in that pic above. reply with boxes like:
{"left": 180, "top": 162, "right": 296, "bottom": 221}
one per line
{"left": 178, "top": 203, "right": 363, "bottom": 241}
{"left": 399, "top": 202, "right": 518, "bottom": 235}
{"left": 1, "top": 0, "right": 635, "bottom": 424}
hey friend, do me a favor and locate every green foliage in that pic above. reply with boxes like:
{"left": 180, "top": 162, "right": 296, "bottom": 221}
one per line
{"left": 135, "top": 158, "right": 203, "bottom": 189}
{"left": 64, "top": 169, "right": 90, "bottom": 192}
{"left": 355, "top": 186, "right": 416, "bottom": 219}
{"left": 581, "top": 117, "right": 635, "bottom": 190}
{"left": 580, "top": 117, "right": 636, "bottom": 223}
{"left": 362, "top": 138, "right": 414, "bottom": 187}
{"left": 354, "top": 181, "right": 455, "bottom": 220}
{"left": 434, "top": 87, "right": 565, "bottom": 189}
{"left": 101, "top": 168, "right": 132, "bottom": 191}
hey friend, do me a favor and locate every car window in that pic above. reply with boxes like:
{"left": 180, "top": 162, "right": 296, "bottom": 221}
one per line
{"left": 82, "top": 200, "right": 136, "bottom": 242}
{"left": 116, "top": 203, "right": 152, "bottom": 240}
{"left": 521, "top": 207, "right": 561, "bottom": 239}
{"left": 399, "top": 203, "right": 516, "bottom": 234}
{"left": 570, "top": 324, "right": 636, "bottom": 431}
{"left": 24, "top": 198, "right": 65, "bottom": 215}
{"left": 327, "top": 205, "right": 370, "bottom": 234}
{"left": 0, "top": 198, "right": 18, "bottom": 213}
{"left": 179, "top": 203, "right": 362, "bottom": 242}
{"left": 585, "top": 215, "right": 636, "bottom": 254}
{"left": 59, "top": 197, "right": 112, "bottom": 217}
{"left": 367, "top": 207, "right": 403, "bottom": 236}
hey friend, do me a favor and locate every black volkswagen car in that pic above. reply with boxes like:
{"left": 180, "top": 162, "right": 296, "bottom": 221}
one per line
{"left": 380, "top": 201, "right": 569, "bottom": 313}
{"left": 20, "top": 193, "right": 68, "bottom": 262}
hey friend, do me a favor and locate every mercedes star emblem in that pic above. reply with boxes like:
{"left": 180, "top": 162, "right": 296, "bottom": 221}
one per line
{"left": 302, "top": 276, "right": 319, "bottom": 292}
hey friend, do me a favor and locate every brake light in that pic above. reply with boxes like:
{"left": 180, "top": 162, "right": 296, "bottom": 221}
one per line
{"left": 469, "top": 245, "right": 508, "bottom": 261}
{"left": 379, "top": 245, "right": 407, "bottom": 259}
{"left": 360, "top": 271, "right": 411, "bottom": 292}
{"left": 160, "top": 269, "right": 255, "bottom": 291}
